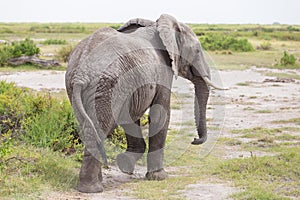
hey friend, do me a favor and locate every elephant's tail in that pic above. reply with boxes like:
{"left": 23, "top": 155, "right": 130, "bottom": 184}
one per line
{"left": 72, "top": 84, "right": 108, "bottom": 167}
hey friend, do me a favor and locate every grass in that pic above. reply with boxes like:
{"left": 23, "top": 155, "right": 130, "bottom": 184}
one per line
{"left": 0, "top": 64, "right": 66, "bottom": 72}
{"left": 126, "top": 140, "right": 300, "bottom": 200}
{"left": 231, "top": 126, "right": 300, "bottom": 153}
{"left": 243, "top": 106, "right": 255, "bottom": 111}
{"left": 231, "top": 127, "right": 280, "bottom": 142}
{"left": 236, "top": 82, "right": 251, "bottom": 86}
{"left": 0, "top": 144, "right": 80, "bottom": 199}
{"left": 218, "top": 137, "right": 242, "bottom": 146}
{"left": 272, "top": 117, "right": 300, "bottom": 125}
{"left": 255, "top": 109, "right": 272, "bottom": 113}
{"left": 126, "top": 124, "right": 300, "bottom": 199}
{"left": 215, "top": 147, "right": 300, "bottom": 199}
{"left": 264, "top": 72, "right": 300, "bottom": 80}
{"left": 210, "top": 50, "right": 281, "bottom": 70}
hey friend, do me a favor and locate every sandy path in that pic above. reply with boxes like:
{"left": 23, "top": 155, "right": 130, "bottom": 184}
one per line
{"left": 0, "top": 70, "right": 66, "bottom": 92}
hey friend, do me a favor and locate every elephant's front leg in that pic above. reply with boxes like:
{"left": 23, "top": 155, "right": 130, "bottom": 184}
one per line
{"left": 146, "top": 88, "right": 170, "bottom": 180}
{"left": 117, "top": 120, "right": 146, "bottom": 174}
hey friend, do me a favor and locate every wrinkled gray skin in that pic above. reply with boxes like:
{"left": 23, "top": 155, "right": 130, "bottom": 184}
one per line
{"left": 65, "top": 14, "right": 211, "bottom": 193}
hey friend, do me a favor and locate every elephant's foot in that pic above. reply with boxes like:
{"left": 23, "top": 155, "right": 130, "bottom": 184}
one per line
{"left": 145, "top": 169, "right": 168, "bottom": 181}
{"left": 79, "top": 148, "right": 103, "bottom": 193}
{"left": 77, "top": 181, "right": 104, "bottom": 193}
{"left": 116, "top": 152, "right": 140, "bottom": 174}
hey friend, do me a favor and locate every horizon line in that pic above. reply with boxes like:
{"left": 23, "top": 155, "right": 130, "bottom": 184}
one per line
{"left": 0, "top": 21, "right": 299, "bottom": 26}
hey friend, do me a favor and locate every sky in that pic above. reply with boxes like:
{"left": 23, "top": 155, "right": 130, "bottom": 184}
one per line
{"left": 1, "top": 0, "right": 300, "bottom": 24}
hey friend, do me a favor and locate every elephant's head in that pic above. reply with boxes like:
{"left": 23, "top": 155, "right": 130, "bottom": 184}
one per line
{"left": 157, "top": 14, "right": 211, "bottom": 144}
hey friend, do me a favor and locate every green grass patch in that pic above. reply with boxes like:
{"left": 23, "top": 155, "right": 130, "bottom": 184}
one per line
{"left": 0, "top": 64, "right": 66, "bottom": 71}
{"left": 236, "top": 82, "right": 251, "bottom": 86}
{"left": 214, "top": 147, "right": 300, "bottom": 199}
{"left": 0, "top": 64, "right": 42, "bottom": 71}
{"left": 171, "top": 103, "right": 181, "bottom": 110}
{"left": 218, "top": 137, "right": 242, "bottom": 146}
{"left": 279, "top": 126, "right": 300, "bottom": 132}
{"left": 264, "top": 71, "right": 300, "bottom": 80}
{"left": 233, "top": 126, "right": 300, "bottom": 153}
{"left": 255, "top": 109, "right": 272, "bottom": 114}
{"left": 42, "top": 39, "right": 68, "bottom": 45}
{"left": 0, "top": 144, "right": 79, "bottom": 199}
{"left": 231, "top": 127, "right": 282, "bottom": 138}
{"left": 249, "top": 96, "right": 257, "bottom": 99}
{"left": 275, "top": 133, "right": 300, "bottom": 141}
{"left": 128, "top": 143, "right": 300, "bottom": 200}
{"left": 272, "top": 117, "right": 300, "bottom": 125}
{"left": 243, "top": 107, "right": 255, "bottom": 111}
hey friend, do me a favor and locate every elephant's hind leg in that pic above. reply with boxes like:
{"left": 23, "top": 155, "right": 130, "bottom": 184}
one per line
{"left": 117, "top": 120, "right": 146, "bottom": 174}
{"left": 78, "top": 148, "right": 103, "bottom": 193}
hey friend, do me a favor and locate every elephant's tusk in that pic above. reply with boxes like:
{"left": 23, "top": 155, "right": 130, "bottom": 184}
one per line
{"left": 203, "top": 77, "right": 229, "bottom": 90}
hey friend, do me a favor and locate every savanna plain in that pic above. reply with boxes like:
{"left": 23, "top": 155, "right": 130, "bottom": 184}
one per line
{"left": 0, "top": 22, "right": 300, "bottom": 199}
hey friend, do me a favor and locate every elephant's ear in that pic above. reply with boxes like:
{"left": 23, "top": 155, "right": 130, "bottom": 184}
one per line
{"left": 117, "top": 18, "right": 154, "bottom": 33}
{"left": 157, "top": 14, "right": 181, "bottom": 78}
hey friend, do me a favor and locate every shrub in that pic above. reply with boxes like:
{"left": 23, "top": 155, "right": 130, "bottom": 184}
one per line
{"left": 0, "top": 81, "right": 80, "bottom": 155}
{"left": 110, "top": 24, "right": 121, "bottom": 30}
{"left": 0, "top": 45, "right": 13, "bottom": 66}
{"left": 287, "top": 26, "right": 300, "bottom": 32}
{"left": 56, "top": 45, "right": 74, "bottom": 62}
{"left": 199, "top": 34, "right": 254, "bottom": 52}
{"left": 0, "top": 38, "right": 40, "bottom": 66}
{"left": 262, "top": 28, "right": 274, "bottom": 33}
{"left": 42, "top": 39, "right": 68, "bottom": 45}
{"left": 11, "top": 38, "right": 40, "bottom": 57}
{"left": 280, "top": 51, "right": 296, "bottom": 66}
{"left": 258, "top": 41, "right": 272, "bottom": 50}
{"left": 21, "top": 98, "right": 81, "bottom": 153}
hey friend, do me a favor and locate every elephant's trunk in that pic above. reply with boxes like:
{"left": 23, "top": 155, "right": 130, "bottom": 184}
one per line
{"left": 191, "top": 77, "right": 209, "bottom": 145}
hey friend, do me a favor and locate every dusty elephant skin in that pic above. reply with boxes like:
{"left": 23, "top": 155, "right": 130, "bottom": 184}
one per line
{"left": 65, "top": 14, "right": 221, "bottom": 193}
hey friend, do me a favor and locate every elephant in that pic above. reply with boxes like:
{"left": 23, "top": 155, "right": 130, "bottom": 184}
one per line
{"left": 65, "top": 14, "right": 223, "bottom": 193}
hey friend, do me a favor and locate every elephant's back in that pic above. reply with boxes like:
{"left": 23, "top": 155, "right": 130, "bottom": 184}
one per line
{"left": 65, "top": 27, "right": 118, "bottom": 98}
{"left": 68, "top": 27, "right": 117, "bottom": 71}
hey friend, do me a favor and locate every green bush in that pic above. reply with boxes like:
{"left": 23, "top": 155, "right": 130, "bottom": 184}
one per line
{"left": 11, "top": 38, "right": 40, "bottom": 57}
{"left": 199, "top": 34, "right": 254, "bottom": 52}
{"left": 0, "top": 38, "right": 40, "bottom": 66}
{"left": 55, "top": 45, "right": 73, "bottom": 62}
{"left": 42, "top": 39, "right": 68, "bottom": 45}
{"left": 287, "top": 26, "right": 300, "bottom": 32}
{"left": 0, "top": 81, "right": 80, "bottom": 155}
{"left": 280, "top": 51, "right": 296, "bottom": 66}
{"left": 110, "top": 24, "right": 121, "bottom": 30}
{"left": 0, "top": 45, "right": 13, "bottom": 66}
{"left": 258, "top": 41, "right": 272, "bottom": 50}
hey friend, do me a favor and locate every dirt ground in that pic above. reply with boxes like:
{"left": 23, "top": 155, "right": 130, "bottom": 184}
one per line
{"left": 1, "top": 67, "right": 299, "bottom": 199}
